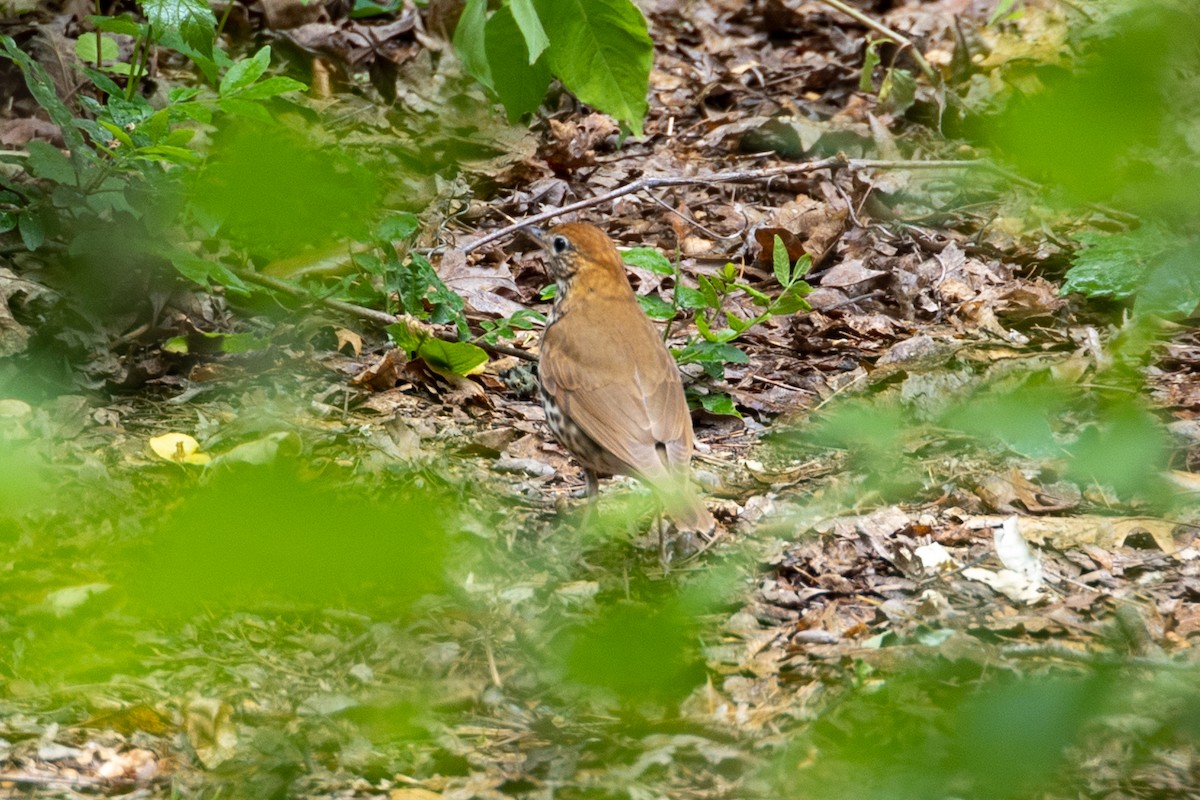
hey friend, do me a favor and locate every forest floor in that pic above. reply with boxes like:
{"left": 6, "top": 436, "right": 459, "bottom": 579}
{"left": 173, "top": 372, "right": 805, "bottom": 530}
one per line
{"left": 1, "top": 0, "right": 1199, "bottom": 798}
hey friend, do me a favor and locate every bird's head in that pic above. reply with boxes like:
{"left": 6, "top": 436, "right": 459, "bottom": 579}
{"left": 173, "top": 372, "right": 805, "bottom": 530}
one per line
{"left": 529, "top": 222, "right": 625, "bottom": 284}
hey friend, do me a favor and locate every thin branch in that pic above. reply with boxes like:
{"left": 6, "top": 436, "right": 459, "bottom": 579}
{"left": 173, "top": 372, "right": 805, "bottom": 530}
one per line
{"left": 236, "top": 270, "right": 538, "bottom": 363}
{"left": 462, "top": 156, "right": 994, "bottom": 254}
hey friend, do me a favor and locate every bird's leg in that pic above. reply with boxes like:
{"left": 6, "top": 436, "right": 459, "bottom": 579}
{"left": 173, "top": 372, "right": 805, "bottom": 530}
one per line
{"left": 580, "top": 468, "right": 600, "bottom": 528}
{"left": 657, "top": 511, "right": 671, "bottom": 573}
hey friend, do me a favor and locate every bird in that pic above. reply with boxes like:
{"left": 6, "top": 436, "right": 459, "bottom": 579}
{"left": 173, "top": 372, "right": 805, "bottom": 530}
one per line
{"left": 532, "top": 222, "right": 715, "bottom": 535}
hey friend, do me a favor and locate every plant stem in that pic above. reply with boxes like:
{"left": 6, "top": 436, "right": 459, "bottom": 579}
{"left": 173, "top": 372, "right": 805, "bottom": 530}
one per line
{"left": 94, "top": 0, "right": 103, "bottom": 67}
{"left": 815, "top": 0, "right": 938, "bottom": 82}
{"left": 216, "top": 1, "right": 234, "bottom": 37}
{"left": 125, "top": 34, "right": 143, "bottom": 101}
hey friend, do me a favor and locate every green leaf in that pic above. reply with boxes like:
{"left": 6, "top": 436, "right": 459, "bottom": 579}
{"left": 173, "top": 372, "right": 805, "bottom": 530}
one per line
{"left": 17, "top": 210, "right": 45, "bottom": 251}
{"left": 485, "top": 5, "right": 552, "bottom": 121}
{"left": 385, "top": 321, "right": 422, "bottom": 354}
{"left": 91, "top": 14, "right": 144, "bottom": 36}
{"left": 168, "top": 252, "right": 250, "bottom": 294}
{"left": 697, "top": 392, "right": 742, "bottom": 418}
{"left": 772, "top": 235, "right": 790, "bottom": 286}
{"left": 533, "top": 0, "right": 652, "bottom": 136}
{"left": 134, "top": 144, "right": 202, "bottom": 164}
{"left": 988, "top": 0, "right": 1020, "bottom": 24}
{"left": 676, "top": 339, "right": 748, "bottom": 366}
{"left": 694, "top": 315, "right": 739, "bottom": 343}
{"left": 507, "top": 308, "right": 545, "bottom": 329}
{"left": 75, "top": 32, "right": 119, "bottom": 65}
{"left": 623, "top": 247, "right": 674, "bottom": 275}
{"left": 879, "top": 67, "right": 916, "bottom": 115}
{"left": 1063, "top": 226, "right": 1180, "bottom": 301}
{"left": 378, "top": 212, "right": 420, "bottom": 241}
{"left": 168, "top": 86, "right": 202, "bottom": 103}
{"left": 1066, "top": 400, "right": 1167, "bottom": 498}
{"left": 142, "top": 0, "right": 216, "bottom": 57}
{"left": 97, "top": 120, "right": 134, "bottom": 148}
{"left": 220, "top": 46, "right": 271, "bottom": 96}
{"left": 25, "top": 140, "right": 77, "bottom": 185}
{"left": 81, "top": 66, "right": 123, "bottom": 97}
{"left": 0, "top": 36, "right": 89, "bottom": 157}
{"left": 770, "top": 287, "right": 811, "bottom": 315}
{"left": 860, "top": 39, "right": 881, "bottom": 91}
{"left": 675, "top": 285, "right": 706, "bottom": 310}
{"left": 509, "top": 0, "right": 549, "bottom": 64}
{"left": 231, "top": 75, "right": 307, "bottom": 100}
{"left": 696, "top": 275, "right": 721, "bottom": 309}
{"left": 171, "top": 101, "right": 212, "bottom": 124}
{"left": 417, "top": 337, "right": 488, "bottom": 377}
{"left": 163, "top": 128, "right": 196, "bottom": 147}
{"left": 733, "top": 281, "right": 772, "bottom": 307}
{"left": 555, "top": 600, "right": 704, "bottom": 702}
{"left": 452, "top": 0, "right": 492, "bottom": 90}
{"left": 637, "top": 294, "right": 675, "bottom": 320}
{"left": 1136, "top": 242, "right": 1200, "bottom": 317}
{"left": 792, "top": 252, "right": 813, "bottom": 279}
{"left": 0, "top": 211, "right": 15, "bottom": 234}
{"left": 386, "top": 320, "right": 487, "bottom": 377}
{"left": 724, "top": 311, "right": 754, "bottom": 334}
{"left": 350, "top": 0, "right": 400, "bottom": 18}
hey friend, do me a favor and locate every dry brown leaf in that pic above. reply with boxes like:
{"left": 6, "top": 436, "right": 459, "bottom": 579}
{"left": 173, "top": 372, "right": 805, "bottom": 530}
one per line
{"left": 335, "top": 328, "right": 363, "bottom": 357}
{"left": 438, "top": 249, "right": 524, "bottom": 316}
{"left": 352, "top": 349, "right": 408, "bottom": 392}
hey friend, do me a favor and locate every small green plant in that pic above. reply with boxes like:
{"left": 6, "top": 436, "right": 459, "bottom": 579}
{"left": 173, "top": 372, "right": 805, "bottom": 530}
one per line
{"left": 479, "top": 308, "right": 546, "bottom": 345}
{"left": 859, "top": 39, "right": 916, "bottom": 116}
{"left": 452, "top": 0, "right": 653, "bottom": 134}
{"left": 346, "top": 213, "right": 469, "bottom": 335}
{"left": 623, "top": 236, "right": 812, "bottom": 416}
{"left": 0, "top": 30, "right": 306, "bottom": 291}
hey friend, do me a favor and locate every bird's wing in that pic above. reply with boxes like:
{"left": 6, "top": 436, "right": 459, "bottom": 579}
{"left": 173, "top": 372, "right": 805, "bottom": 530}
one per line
{"left": 540, "top": 311, "right": 692, "bottom": 476}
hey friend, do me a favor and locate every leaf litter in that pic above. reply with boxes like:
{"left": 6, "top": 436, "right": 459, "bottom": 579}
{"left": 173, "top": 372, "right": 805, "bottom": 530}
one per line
{"left": 2, "top": 0, "right": 1200, "bottom": 797}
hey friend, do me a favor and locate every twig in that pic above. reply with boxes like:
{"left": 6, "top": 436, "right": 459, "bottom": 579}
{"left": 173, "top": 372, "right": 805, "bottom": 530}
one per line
{"left": 0, "top": 772, "right": 121, "bottom": 790}
{"left": 237, "top": 270, "right": 538, "bottom": 363}
{"left": 813, "top": 0, "right": 938, "bottom": 82}
{"left": 462, "top": 157, "right": 993, "bottom": 254}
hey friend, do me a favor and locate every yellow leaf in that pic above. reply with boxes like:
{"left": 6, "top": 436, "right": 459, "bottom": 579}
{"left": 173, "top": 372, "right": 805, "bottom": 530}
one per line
{"left": 149, "top": 432, "right": 211, "bottom": 465}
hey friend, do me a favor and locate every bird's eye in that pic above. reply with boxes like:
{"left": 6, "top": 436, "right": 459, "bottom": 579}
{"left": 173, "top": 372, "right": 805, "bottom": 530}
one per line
{"left": 552, "top": 235, "right": 570, "bottom": 254}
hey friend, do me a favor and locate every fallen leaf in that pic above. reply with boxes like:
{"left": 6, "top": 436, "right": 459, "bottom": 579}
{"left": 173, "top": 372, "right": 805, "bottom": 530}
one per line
{"left": 185, "top": 698, "right": 236, "bottom": 769}
{"left": 148, "top": 432, "right": 211, "bottom": 465}
{"left": 335, "top": 328, "right": 363, "bottom": 357}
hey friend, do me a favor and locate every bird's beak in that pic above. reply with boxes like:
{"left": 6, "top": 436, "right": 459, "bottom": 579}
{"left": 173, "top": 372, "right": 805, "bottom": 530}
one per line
{"left": 523, "top": 225, "right": 547, "bottom": 248}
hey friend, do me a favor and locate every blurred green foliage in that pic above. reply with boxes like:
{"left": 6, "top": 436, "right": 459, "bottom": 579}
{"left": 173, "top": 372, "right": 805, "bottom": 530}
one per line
{"left": 788, "top": 309, "right": 1178, "bottom": 507}
{"left": 191, "top": 120, "right": 379, "bottom": 259}
{"left": 766, "top": 664, "right": 1116, "bottom": 800}
{"left": 982, "top": 5, "right": 1200, "bottom": 315}
{"left": 2, "top": 462, "right": 455, "bottom": 683}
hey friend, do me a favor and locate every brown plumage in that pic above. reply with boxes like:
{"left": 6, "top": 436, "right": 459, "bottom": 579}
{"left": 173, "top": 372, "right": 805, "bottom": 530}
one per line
{"left": 534, "top": 222, "right": 714, "bottom": 532}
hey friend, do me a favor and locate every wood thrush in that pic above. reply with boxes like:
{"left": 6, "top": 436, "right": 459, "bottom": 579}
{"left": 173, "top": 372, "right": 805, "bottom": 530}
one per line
{"left": 533, "top": 222, "right": 714, "bottom": 532}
